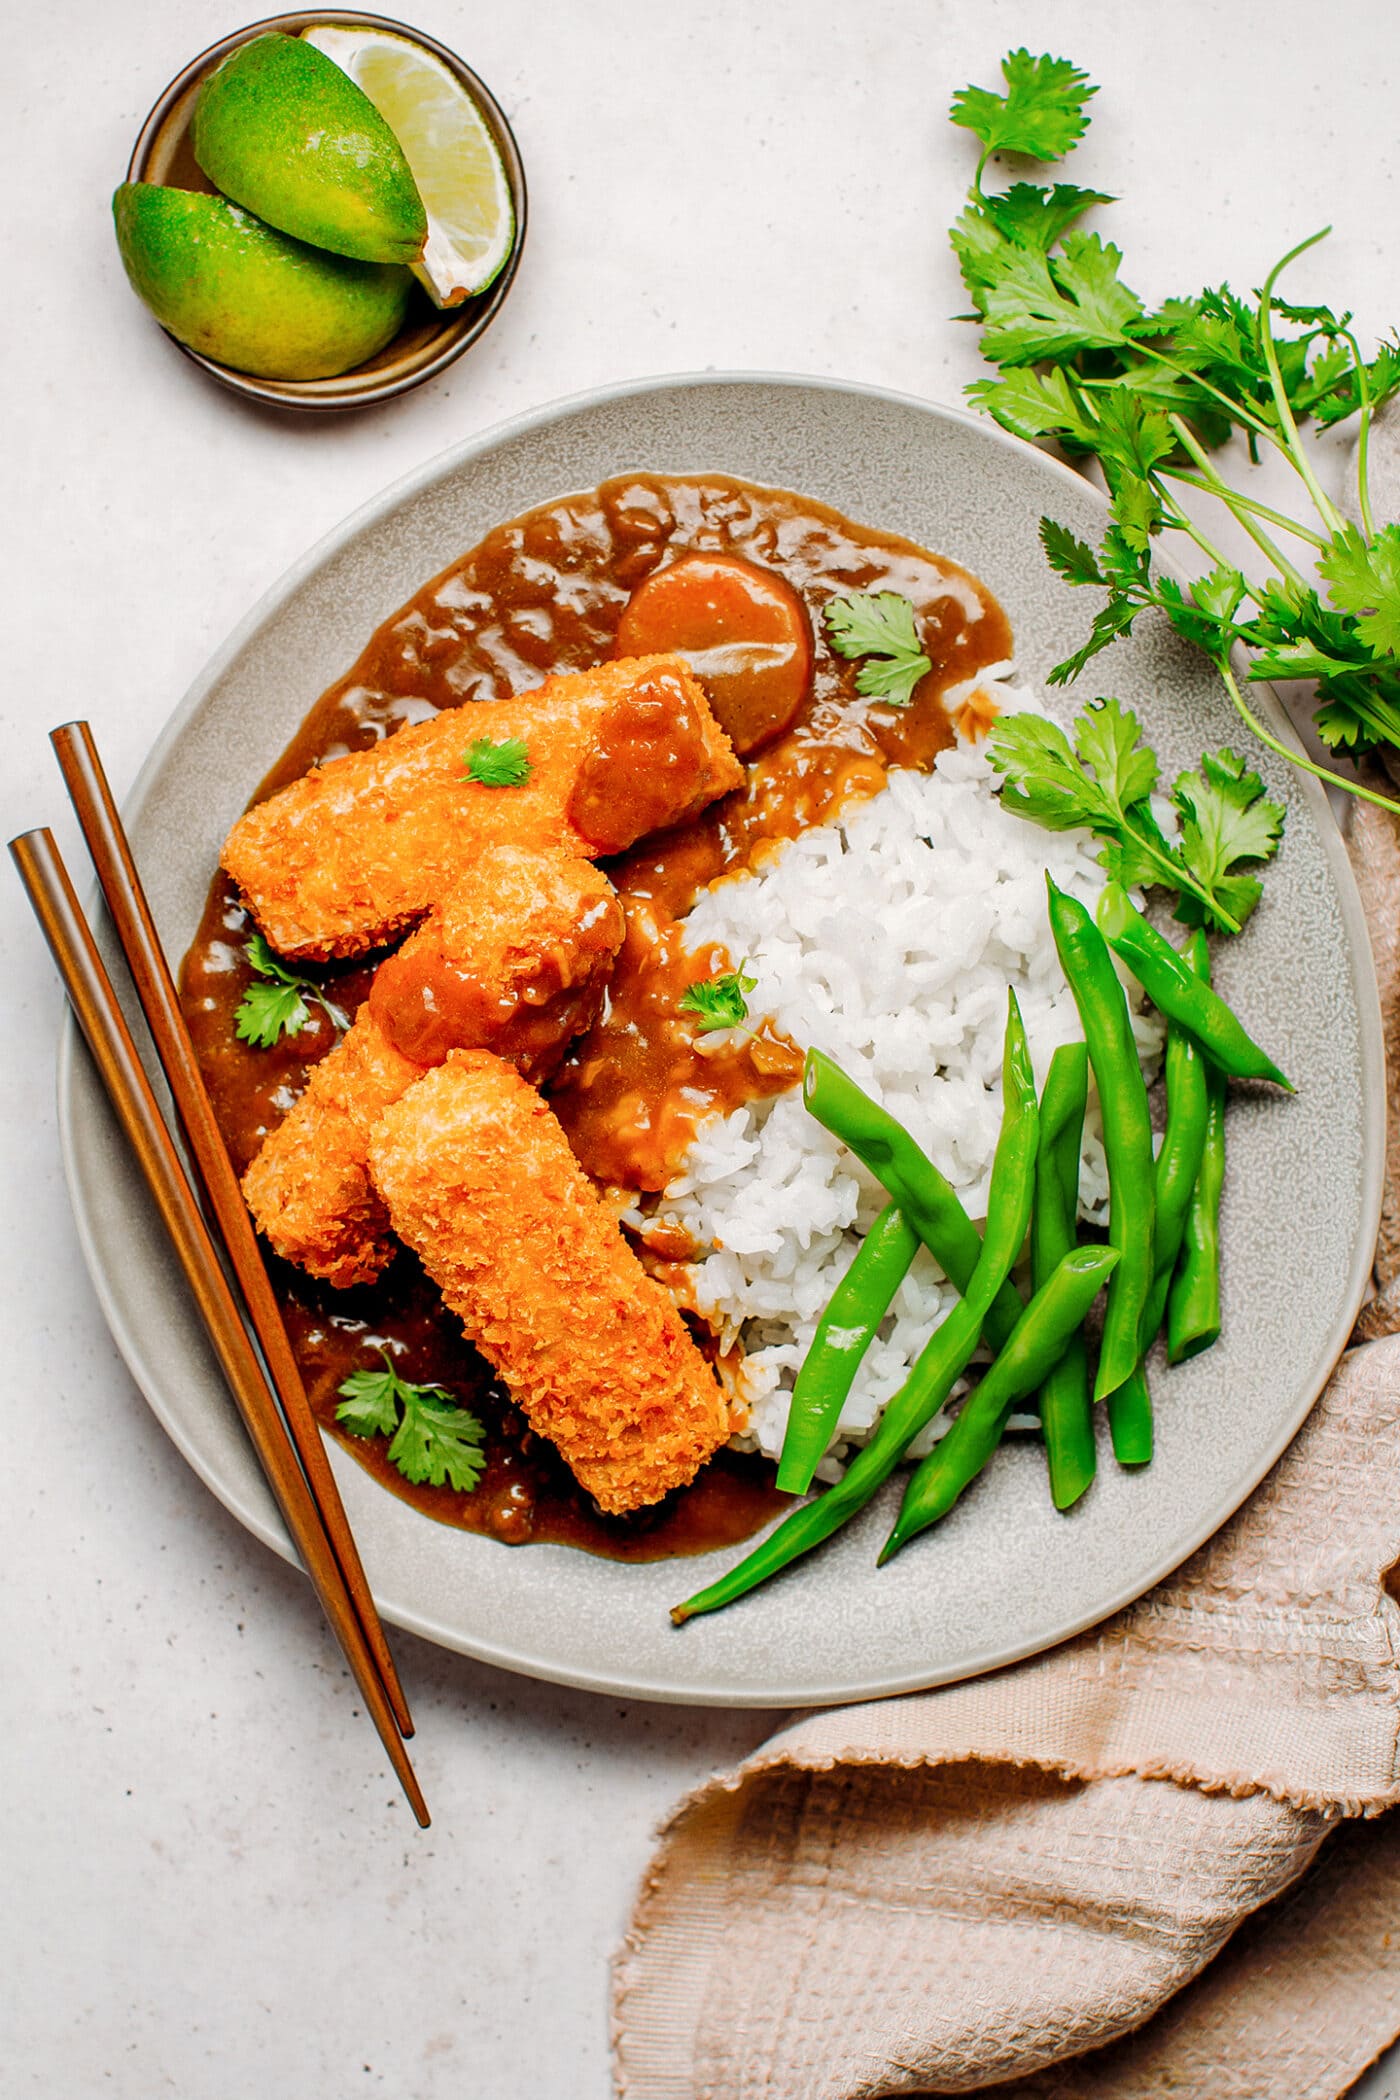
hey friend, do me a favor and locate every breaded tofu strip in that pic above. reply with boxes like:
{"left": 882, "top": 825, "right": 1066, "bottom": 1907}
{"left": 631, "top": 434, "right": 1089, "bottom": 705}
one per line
{"left": 368, "top": 846, "right": 623, "bottom": 1081}
{"left": 242, "top": 1009, "right": 420, "bottom": 1289}
{"left": 222, "top": 654, "right": 742, "bottom": 961}
{"left": 243, "top": 848, "right": 624, "bottom": 1287}
{"left": 366, "top": 1051, "right": 731, "bottom": 1514}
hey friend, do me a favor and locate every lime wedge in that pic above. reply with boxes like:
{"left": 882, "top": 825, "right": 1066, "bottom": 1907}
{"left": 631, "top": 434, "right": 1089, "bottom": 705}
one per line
{"left": 302, "top": 26, "right": 514, "bottom": 306}
{"left": 193, "top": 32, "right": 427, "bottom": 266}
{"left": 113, "top": 184, "right": 412, "bottom": 380}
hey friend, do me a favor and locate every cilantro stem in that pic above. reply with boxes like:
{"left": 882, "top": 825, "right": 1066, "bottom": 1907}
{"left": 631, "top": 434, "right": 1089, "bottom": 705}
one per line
{"left": 1339, "top": 323, "right": 1376, "bottom": 539}
{"left": 1150, "top": 483, "right": 1235, "bottom": 575}
{"left": 1258, "top": 231, "right": 1348, "bottom": 541}
{"left": 1164, "top": 412, "right": 1325, "bottom": 575}
{"left": 1167, "top": 473, "right": 1307, "bottom": 596}
{"left": 1166, "top": 472, "right": 1328, "bottom": 554}
{"left": 1215, "top": 655, "right": 1400, "bottom": 816}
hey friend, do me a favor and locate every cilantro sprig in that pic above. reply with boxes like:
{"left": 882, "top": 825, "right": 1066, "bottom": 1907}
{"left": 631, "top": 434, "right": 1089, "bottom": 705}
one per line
{"left": 989, "top": 699, "right": 1284, "bottom": 935}
{"left": 823, "top": 591, "right": 932, "bottom": 708}
{"left": 463, "top": 735, "right": 532, "bottom": 787}
{"left": 234, "top": 933, "right": 348, "bottom": 1050}
{"left": 948, "top": 51, "right": 1400, "bottom": 814}
{"left": 680, "top": 963, "right": 758, "bottom": 1034}
{"left": 336, "top": 1352, "right": 487, "bottom": 1494}
{"left": 950, "top": 49, "right": 1097, "bottom": 174}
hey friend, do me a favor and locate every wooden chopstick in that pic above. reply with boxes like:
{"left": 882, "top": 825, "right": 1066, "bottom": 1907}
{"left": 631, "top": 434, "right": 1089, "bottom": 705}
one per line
{"left": 49, "top": 720, "right": 413, "bottom": 1741}
{"left": 11, "top": 827, "right": 430, "bottom": 1828}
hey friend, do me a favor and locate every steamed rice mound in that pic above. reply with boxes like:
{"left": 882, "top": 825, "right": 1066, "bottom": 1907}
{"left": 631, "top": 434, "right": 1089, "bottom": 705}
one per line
{"left": 653, "top": 680, "right": 1164, "bottom": 1477}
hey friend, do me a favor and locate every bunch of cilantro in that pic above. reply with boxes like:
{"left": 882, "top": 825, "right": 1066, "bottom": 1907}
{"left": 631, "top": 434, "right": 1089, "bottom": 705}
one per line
{"left": 948, "top": 50, "right": 1400, "bottom": 812}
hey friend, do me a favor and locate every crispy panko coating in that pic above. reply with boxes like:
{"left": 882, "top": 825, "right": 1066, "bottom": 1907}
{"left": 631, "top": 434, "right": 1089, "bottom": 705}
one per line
{"left": 368, "top": 846, "right": 623, "bottom": 1081}
{"left": 222, "top": 654, "right": 742, "bottom": 961}
{"left": 242, "top": 1009, "right": 421, "bottom": 1288}
{"left": 366, "top": 1052, "right": 731, "bottom": 1514}
{"left": 242, "top": 848, "right": 625, "bottom": 1286}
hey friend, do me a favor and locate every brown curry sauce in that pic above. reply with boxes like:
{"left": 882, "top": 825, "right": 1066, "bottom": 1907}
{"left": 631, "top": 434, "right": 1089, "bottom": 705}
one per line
{"left": 179, "top": 474, "right": 1011, "bottom": 1560}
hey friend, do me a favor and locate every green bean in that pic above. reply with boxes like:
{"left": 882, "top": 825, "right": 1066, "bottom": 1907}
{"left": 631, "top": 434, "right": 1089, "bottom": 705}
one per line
{"left": 803, "top": 1049, "right": 1023, "bottom": 1351}
{"left": 672, "top": 992, "right": 1039, "bottom": 1625}
{"left": 880, "top": 1244, "right": 1121, "bottom": 1561}
{"left": 1045, "top": 876, "right": 1156, "bottom": 1404}
{"left": 1168, "top": 941, "right": 1227, "bottom": 1362}
{"left": 1106, "top": 1362, "right": 1153, "bottom": 1466}
{"left": 1143, "top": 935, "right": 1213, "bottom": 1344}
{"left": 1031, "top": 1042, "right": 1095, "bottom": 1511}
{"left": 1107, "top": 950, "right": 1213, "bottom": 1466}
{"left": 775, "top": 1202, "right": 920, "bottom": 1495}
{"left": 1097, "top": 882, "right": 1293, "bottom": 1090}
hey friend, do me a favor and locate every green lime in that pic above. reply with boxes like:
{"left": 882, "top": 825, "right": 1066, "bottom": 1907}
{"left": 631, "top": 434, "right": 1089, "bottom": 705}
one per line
{"left": 112, "top": 184, "right": 413, "bottom": 381}
{"left": 191, "top": 32, "right": 428, "bottom": 265}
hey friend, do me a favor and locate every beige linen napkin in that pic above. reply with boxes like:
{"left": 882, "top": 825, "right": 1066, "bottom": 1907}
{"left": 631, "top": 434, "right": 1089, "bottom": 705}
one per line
{"left": 612, "top": 792, "right": 1400, "bottom": 2100}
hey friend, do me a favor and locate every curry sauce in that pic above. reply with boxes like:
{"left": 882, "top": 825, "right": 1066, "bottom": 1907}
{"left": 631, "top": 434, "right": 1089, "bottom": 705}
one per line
{"left": 180, "top": 474, "right": 1011, "bottom": 1558}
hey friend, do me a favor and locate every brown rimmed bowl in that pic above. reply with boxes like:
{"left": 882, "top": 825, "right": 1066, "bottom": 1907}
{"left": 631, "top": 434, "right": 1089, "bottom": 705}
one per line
{"left": 124, "top": 10, "right": 527, "bottom": 412}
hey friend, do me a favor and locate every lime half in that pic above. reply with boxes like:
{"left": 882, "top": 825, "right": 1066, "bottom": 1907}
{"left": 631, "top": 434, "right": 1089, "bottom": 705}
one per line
{"left": 302, "top": 25, "right": 515, "bottom": 307}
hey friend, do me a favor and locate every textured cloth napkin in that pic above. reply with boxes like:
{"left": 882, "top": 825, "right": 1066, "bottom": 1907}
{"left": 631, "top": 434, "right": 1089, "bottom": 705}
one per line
{"left": 612, "top": 784, "right": 1400, "bottom": 2100}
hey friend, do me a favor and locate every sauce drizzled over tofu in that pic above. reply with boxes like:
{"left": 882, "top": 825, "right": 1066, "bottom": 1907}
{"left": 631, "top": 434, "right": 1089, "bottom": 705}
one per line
{"left": 180, "top": 473, "right": 1011, "bottom": 1558}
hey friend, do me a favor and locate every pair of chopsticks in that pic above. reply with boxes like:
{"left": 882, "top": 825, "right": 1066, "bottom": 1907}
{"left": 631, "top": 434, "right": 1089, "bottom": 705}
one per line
{"left": 12, "top": 722, "right": 429, "bottom": 1825}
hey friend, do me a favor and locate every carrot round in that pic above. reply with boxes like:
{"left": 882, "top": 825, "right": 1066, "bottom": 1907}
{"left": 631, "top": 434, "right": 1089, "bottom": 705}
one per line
{"left": 614, "top": 553, "right": 812, "bottom": 755}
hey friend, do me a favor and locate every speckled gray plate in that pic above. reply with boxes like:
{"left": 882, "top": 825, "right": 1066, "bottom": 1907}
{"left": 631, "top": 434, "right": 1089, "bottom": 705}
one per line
{"left": 58, "top": 375, "right": 1385, "bottom": 1707}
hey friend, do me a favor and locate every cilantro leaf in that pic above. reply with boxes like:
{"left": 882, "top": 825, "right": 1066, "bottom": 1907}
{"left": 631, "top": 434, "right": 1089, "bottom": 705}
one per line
{"left": 464, "top": 735, "right": 533, "bottom": 787}
{"left": 336, "top": 1354, "right": 486, "bottom": 1494}
{"left": 1089, "top": 388, "right": 1175, "bottom": 547}
{"left": 989, "top": 700, "right": 1246, "bottom": 932}
{"left": 679, "top": 964, "right": 758, "bottom": 1034}
{"left": 1312, "top": 340, "right": 1400, "bottom": 430}
{"left": 949, "top": 49, "right": 1097, "bottom": 164}
{"left": 235, "top": 980, "right": 311, "bottom": 1050}
{"left": 234, "top": 932, "right": 345, "bottom": 1049}
{"left": 1172, "top": 749, "right": 1285, "bottom": 931}
{"left": 977, "top": 238, "right": 1143, "bottom": 366}
{"left": 389, "top": 1390, "right": 487, "bottom": 1493}
{"left": 1073, "top": 695, "right": 1159, "bottom": 811}
{"left": 822, "top": 591, "right": 931, "bottom": 707}
{"left": 1154, "top": 564, "right": 1249, "bottom": 659}
{"left": 985, "top": 182, "right": 1113, "bottom": 251}
{"left": 1317, "top": 523, "right": 1400, "bottom": 656}
{"left": 333, "top": 1364, "right": 402, "bottom": 1439}
{"left": 1045, "top": 525, "right": 1157, "bottom": 684}
{"left": 967, "top": 367, "right": 1099, "bottom": 448}
{"left": 1039, "top": 517, "right": 1106, "bottom": 587}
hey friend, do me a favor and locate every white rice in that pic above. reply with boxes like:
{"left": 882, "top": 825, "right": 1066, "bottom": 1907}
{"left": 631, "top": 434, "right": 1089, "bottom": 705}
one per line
{"left": 650, "top": 673, "right": 1164, "bottom": 1478}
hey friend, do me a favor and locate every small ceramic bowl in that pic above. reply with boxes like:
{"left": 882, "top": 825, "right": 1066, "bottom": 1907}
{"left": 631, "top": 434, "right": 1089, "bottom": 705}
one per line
{"left": 124, "top": 10, "right": 527, "bottom": 412}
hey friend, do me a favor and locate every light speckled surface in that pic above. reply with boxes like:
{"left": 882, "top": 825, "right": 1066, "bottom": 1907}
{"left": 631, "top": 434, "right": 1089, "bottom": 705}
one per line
{"left": 58, "top": 377, "right": 1384, "bottom": 1705}
{"left": 9, "top": 6, "right": 1398, "bottom": 2090}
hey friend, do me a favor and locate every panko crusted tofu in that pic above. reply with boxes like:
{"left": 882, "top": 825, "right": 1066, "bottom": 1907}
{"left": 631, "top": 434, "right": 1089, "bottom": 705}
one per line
{"left": 222, "top": 654, "right": 742, "bottom": 961}
{"left": 242, "top": 847, "right": 624, "bottom": 1287}
{"left": 368, "top": 845, "right": 623, "bottom": 1079}
{"left": 365, "top": 1052, "right": 733, "bottom": 1514}
{"left": 241, "top": 1008, "right": 421, "bottom": 1289}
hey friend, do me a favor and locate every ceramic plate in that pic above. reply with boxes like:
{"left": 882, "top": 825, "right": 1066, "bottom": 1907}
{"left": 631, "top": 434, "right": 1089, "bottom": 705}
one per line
{"left": 57, "top": 376, "right": 1385, "bottom": 1706}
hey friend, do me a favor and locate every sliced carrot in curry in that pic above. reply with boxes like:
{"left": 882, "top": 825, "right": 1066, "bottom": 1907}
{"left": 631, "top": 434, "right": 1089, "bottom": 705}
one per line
{"left": 614, "top": 553, "right": 812, "bottom": 756}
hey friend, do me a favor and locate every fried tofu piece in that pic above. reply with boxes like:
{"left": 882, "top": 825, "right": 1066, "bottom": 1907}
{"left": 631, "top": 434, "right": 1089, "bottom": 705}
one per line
{"left": 366, "top": 1051, "right": 731, "bottom": 1514}
{"left": 242, "top": 1009, "right": 420, "bottom": 1289}
{"left": 368, "top": 846, "right": 623, "bottom": 1081}
{"left": 222, "top": 654, "right": 742, "bottom": 961}
{"left": 243, "top": 848, "right": 624, "bottom": 1287}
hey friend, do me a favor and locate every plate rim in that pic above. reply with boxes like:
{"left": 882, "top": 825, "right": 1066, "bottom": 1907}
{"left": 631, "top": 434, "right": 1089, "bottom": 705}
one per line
{"left": 57, "top": 369, "right": 1387, "bottom": 1705}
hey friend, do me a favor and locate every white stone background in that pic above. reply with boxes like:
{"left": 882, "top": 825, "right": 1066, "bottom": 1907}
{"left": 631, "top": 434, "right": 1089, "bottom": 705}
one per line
{"left": 4, "top": 2, "right": 1398, "bottom": 2093}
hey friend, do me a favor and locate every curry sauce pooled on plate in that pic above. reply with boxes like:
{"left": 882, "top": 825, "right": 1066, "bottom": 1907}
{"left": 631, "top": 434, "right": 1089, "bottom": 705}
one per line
{"left": 180, "top": 473, "right": 1011, "bottom": 1559}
